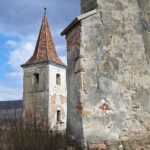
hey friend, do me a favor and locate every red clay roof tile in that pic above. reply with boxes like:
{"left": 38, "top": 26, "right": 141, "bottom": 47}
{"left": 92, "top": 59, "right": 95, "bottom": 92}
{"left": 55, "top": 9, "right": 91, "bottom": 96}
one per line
{"left": 22, "top": 13, "right": 65, "bottom": 67}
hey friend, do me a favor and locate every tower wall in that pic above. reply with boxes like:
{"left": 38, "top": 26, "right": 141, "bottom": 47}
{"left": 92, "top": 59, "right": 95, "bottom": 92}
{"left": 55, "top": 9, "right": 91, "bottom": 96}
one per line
{"left": 48, "top": 64, "right": 67, "bottom": 130}
{"left": 23, "top": 63, "right": 67, "bottom": 130}
{"left": 23, "top": 63, "right": 49, "bottom": 125}
{"left": 66, "top": 0, "right": 150, "bottom": 149}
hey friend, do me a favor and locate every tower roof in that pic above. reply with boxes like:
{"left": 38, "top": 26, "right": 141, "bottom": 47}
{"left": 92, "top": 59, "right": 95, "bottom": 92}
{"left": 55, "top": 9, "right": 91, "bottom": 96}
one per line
{"left": 22, "top": 9, "right": 65, "bottom": 67}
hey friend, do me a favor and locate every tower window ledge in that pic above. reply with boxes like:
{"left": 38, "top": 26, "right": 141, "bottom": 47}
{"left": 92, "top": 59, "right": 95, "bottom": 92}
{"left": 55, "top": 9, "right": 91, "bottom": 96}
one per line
{"left": 56, "top": 121, "right": 64, "bottom": 124}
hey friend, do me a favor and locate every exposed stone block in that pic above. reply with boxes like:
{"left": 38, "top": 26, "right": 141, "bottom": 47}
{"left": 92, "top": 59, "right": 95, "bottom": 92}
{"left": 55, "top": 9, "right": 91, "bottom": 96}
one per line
{"left": 88, "top": 143, "right": 107, "bottom": 150}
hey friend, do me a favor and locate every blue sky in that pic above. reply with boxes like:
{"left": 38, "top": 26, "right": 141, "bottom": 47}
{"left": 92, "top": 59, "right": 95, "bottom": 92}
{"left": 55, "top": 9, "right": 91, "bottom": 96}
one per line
{"left": 0, "top": 0, "right": 80, "bottom": 101}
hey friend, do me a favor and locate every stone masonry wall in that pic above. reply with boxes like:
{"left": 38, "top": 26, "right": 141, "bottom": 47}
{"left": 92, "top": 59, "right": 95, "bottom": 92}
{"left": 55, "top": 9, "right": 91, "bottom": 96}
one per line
{"left": 66, "top": 23, "right": 84, "bottom": 148}
{"left": 66, "top": 0, "right": 150, "bottom": 149}
{"left": 66, "top": 24, "right": 81, "bottom": 51}
{"left": 81, "top": 0, "right": 97, "bottom": 14}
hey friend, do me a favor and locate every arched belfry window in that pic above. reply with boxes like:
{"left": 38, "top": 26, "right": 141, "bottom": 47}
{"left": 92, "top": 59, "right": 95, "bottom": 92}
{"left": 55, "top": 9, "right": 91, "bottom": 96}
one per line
{"left": 56, "top": 74, "right": 61, "bottom": 85}
{"left": 33, "top": 73, "right": 39, "bottom": 84}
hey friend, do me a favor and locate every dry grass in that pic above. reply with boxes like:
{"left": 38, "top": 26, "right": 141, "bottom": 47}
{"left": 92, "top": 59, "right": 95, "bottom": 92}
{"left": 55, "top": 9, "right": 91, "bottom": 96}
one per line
{"left": 0, "top": 120, "right": 66, "bottom": 150}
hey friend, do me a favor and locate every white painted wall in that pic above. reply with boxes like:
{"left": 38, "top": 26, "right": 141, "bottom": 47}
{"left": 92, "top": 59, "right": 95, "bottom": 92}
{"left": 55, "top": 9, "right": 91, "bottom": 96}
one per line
{"left": 49, "top": 63, "right": 66, "bottom": 94}
{"left": 48, "top": 63, "right": 67, "bottom": 130}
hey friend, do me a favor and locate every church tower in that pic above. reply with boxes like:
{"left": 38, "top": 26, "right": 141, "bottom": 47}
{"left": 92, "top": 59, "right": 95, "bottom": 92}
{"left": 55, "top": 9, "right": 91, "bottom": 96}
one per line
{"left": 21, "top": 9, "right": 67, "bottom": 130}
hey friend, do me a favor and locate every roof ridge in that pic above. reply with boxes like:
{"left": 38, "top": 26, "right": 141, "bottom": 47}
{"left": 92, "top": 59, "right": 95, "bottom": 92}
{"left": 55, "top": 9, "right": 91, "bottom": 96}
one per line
{"left": 45, "top": 15, "right": 49, "bottom": 61}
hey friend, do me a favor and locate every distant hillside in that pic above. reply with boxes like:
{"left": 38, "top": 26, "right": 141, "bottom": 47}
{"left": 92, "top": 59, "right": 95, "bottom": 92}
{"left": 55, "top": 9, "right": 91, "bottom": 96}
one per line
{"left": 0, "top": 100, "right": 23, "bottom": 122}
{"left": 0, "top": 100, "right": 23, "bottom": 110}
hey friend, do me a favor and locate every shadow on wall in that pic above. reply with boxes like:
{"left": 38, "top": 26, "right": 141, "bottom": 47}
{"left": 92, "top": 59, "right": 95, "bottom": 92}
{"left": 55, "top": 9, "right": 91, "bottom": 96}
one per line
{"left": 66, "top": 46, "right": 85, "bottom": 149}
{"left": 138, "top": 0, "right": 150, "bottom": 64}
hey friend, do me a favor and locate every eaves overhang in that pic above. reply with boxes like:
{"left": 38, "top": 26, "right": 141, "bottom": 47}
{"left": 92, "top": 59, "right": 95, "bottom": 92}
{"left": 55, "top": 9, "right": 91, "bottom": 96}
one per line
{"left": 61, "top": 9, "right": 96, "bottom": 36}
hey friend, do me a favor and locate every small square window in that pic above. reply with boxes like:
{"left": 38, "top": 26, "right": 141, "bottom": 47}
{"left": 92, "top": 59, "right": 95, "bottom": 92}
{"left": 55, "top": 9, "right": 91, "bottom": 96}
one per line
{"left": 33, "top": 73, "right": 39, "bottom": 84}
{"left": 57, "top": 110, "right": 61, "bottom": 122}
{"left": 56, "top": 74, "right": 61, "bottom": 85}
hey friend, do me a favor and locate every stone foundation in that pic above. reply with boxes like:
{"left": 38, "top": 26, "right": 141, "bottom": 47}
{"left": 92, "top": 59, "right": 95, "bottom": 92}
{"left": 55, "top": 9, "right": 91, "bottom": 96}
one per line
{"left": 68, "top": 136, "right": 150, "bottom": 150}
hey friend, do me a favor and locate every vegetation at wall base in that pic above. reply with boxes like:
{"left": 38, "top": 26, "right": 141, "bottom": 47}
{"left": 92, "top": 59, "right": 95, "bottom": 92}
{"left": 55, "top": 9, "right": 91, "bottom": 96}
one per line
{"left": 0, "top": 120, "right": 66, "bottom": 150}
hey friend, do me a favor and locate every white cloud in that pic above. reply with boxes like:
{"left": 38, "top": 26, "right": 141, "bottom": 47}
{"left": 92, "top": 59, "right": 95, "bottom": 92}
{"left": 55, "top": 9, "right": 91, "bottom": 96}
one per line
{"left": 0, "top": 85, "right": 22, "bottom": 101}
{"left": 0, "top": 0, "right": 80, "bottom": 36}
{"left": 56, "top": 43, "right": 66, "bottom": 53}
{"left": 6, "top": 40, "right": 18, "bottom": 47}
{"left": 60, "top": 55, "right": 67, "bottom": 65}
{"left": 8, "top": 37, "right": 35, "bottom": 70}
{"left": 6, "top": 71, "right": 23, "bottom": 81}
{"left": 0, "top": 36, "right": 36, "bottom": 101}
{"left": 5, "top": 35, "right": 36, "bottom": 84}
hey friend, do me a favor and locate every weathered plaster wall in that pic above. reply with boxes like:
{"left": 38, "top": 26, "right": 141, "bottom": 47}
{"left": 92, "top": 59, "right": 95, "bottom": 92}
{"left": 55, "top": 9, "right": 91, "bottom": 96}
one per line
{"left": 23, "top": 63, "right": 49, "bottom": 125}
{"left": 48, "top": 64, "right": 67, "bottom": 130}
{"left": 23, "top": 63, "right": 67, "bottom": 130}
{"left": 66, "top": 0, "right": 150, "bottom": 149}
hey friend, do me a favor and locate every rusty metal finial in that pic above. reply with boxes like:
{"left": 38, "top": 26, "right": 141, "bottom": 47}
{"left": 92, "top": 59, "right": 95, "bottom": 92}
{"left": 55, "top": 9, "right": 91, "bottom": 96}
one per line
{"left": 44, "top": 7, "right": 46, "bottom": 15}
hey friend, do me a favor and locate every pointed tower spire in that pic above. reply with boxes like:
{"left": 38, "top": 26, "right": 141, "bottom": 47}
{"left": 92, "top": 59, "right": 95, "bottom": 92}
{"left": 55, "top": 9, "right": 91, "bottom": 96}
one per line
{"left": 22, "top": 8, "right": 65, "bottom": 67}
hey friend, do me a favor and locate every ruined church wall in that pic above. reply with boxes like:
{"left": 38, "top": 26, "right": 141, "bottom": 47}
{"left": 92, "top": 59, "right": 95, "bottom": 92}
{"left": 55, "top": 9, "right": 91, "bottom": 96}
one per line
{"left": 81, "top": 0, "right": 97, "bottom": 14}
{"left": 65, "top": 23, "right": 86, "bottom": 148}
{"left": 67, "top": 0, "right": 150, "bottom": 149}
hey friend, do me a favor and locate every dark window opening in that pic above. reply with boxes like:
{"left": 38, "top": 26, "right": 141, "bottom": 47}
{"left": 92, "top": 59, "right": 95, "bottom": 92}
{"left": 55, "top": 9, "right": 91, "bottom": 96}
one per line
{"left": 57, "top": 110, "right": 61, "bottom": 122}
{"left": 56, "top": 74, "right": 61, "bottom": 85}
{"left": 33, "top": 73, "right": 39, "bottom": 84}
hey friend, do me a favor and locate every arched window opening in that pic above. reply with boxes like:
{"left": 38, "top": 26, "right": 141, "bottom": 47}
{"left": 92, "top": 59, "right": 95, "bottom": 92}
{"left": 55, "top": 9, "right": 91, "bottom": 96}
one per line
{"left": 56, "top": 74, "right": 61, "bottom": 85}
{"left": 33, "top": 73, "right": 39, "bottom": 84}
